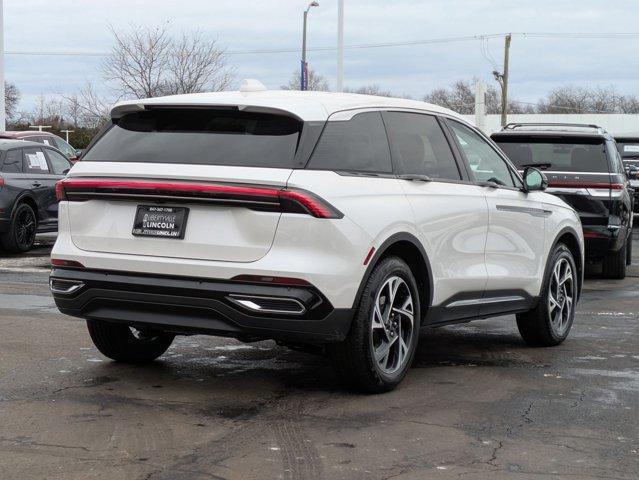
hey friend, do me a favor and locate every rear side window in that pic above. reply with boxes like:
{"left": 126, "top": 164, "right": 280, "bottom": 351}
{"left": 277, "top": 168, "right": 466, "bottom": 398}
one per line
{"left": 384, "top": 112, "right": 460, "bottom": 180}
{"left": 23, "top": 147, "right": 50, "bottom": 173}
{"left": 1, "top": 149, "right": 22, "bottom": 173}
{"left": 494, "top": 136, "right": 609, "bottom": 173}
{"left": 53, "top": 137, "right": 76, "bottom": 157}
{"left": 45, "top": 148, "right": 72, "bottom": 175}
{"left": 83, "top": 109, "right": 303, "bottom": 168}
{"left": 307, "top": 112, "right": 392, "bottom": 173}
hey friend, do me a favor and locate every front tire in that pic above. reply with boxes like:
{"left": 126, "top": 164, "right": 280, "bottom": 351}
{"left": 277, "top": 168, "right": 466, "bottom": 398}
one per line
{"left": 625, "top": 231, "right": 633, "bottom": 266}
{"left": 328, "top": 257, "right": 420, "bottom": 393}
{"left": 87, "top": 319, "right": 175, "bottom": 363}
{"left": 0, "top": 203, "right": 37, "bottom": 253}
{"left": 517, "top": 244, "right": 577, "bottom": 346}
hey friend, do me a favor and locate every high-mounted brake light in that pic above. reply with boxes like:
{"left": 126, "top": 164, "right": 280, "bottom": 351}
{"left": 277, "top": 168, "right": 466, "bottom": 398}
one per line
{"left": 55, "top": 178, "right": 343, "bottom": 219}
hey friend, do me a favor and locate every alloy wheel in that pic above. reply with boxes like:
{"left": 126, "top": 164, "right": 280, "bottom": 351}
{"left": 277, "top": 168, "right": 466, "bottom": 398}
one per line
{"left": 548, "top": 257, "right": 574, "bottom": 336}
{"left": 370, "top": 276, "right": 414, "bottom": 375}
{"left": 16, "top": 207, "right": 36, "bottom": 250}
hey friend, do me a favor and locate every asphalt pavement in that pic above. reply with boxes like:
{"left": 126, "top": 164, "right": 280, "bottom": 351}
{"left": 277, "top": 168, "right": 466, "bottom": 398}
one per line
{"left": 0, "top": 230, "right": 638, "bottom": 479}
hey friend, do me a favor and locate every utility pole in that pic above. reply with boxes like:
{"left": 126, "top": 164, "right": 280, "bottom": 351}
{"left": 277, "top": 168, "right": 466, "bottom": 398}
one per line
{"left": 336, "top": 0, "right": 344, "bottom": 92}
{"left": 492, "top": 33, "right": 511, "bottom": 127}
{"left": 300, "top": 2, "right": 319, "bottom": 91}
{"left": 0, "top": 0, "right": 5, "bottom": 132}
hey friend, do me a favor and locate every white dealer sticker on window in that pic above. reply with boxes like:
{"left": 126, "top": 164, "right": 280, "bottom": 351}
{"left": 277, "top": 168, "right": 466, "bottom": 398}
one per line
{"left": 624, "top": 145, "right": 639, "bottom": 153}
{"left": 26, "top": 152, "right": 48, "bottom": 170}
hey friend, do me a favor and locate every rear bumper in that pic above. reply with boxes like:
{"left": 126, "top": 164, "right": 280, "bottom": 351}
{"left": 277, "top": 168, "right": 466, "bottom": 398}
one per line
{"left": 49, "top": 268, "right": 354, "bottom": 343}
{"left": 582, "top": 225, "right": 627, "bottom": 256}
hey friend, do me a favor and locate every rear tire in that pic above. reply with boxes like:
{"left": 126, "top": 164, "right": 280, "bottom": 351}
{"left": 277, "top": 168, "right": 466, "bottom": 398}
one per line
{"left": 602, "top": 245, "right": 626, "bottom": 279}
{"left": 328, "top": 257, "right": 420, "bottom": 393}
{"left": 86, "top": 319, "right": 174, "bottom": 363}
{"left": 517, "top": 243, "right": 576, "bottom": 347}
{"left": 0, "top": 203, "right": 37, "bottom": 253}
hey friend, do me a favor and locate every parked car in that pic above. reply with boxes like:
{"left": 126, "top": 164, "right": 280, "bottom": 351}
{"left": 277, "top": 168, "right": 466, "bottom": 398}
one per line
{"left": 0, "top": 140, "right": 72, "bottom": 252}
{"left": 613, "top": 134, "right": 639, "bottom": 208}
{"left": 492, "top": 123, "right": 633, "bottom": 279}
{"left": 0, "top": 131, "right": 81, "bottom": 162}
{"left": 50, "top": 86, "right": 584, "bottom": 392}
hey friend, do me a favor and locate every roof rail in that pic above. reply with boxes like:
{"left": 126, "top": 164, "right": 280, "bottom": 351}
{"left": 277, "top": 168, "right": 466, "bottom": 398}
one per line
{"left": 502, "top": 122, "right": 608, "bottom": 134}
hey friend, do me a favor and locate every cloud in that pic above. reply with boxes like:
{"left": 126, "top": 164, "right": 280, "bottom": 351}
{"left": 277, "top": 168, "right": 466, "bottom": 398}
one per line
{"left": 6, "top": 0, "right": 639, "bottom": 111}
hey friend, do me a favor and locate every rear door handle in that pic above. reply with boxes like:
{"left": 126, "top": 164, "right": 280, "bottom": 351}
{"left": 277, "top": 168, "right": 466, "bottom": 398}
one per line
{"left": 32, "top": 181, "right": 42, "bottom": 187}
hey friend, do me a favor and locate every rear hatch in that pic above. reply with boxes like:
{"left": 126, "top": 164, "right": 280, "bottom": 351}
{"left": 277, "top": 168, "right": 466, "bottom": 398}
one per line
{"left": 494, "top": 134, "right": 615, "bottom": 226}
{"left": 62, "top": 108, "right": 305, "bottom": 263}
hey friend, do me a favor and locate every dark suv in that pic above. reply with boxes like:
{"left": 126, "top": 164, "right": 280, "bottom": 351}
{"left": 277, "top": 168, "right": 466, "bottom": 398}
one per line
{"left": 613, "top": 134, "right": 639, "bottom": 207}
{"left": 0, "top": 131, "right": 81, "bottom": 162}
{"left": 0, "top": 140, "right": 72, "bottom": 252}
{"left": 492, "top": 123, "right": 633, "bottom": 279}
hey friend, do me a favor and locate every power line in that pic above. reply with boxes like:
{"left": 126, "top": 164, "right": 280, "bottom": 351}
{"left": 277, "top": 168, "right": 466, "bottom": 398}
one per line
{"left": 8, "top": 32, "right": 639, "bottom": 58}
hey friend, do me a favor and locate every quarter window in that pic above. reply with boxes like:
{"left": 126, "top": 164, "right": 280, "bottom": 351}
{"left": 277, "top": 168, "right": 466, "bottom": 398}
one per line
{"left": 384, "top": 112, "right": 460, "bottom": 180}
{"left": 448, "top": 120, "right": 515, "bottom": 187}
{"left": 45, "top": 148, "right": 72, "bottom": 175}
{"left": 308, "top": 112, "right": 392, "bottom": 173}
{"left": 23, "top": 147, "right": 51, "bottom": 174}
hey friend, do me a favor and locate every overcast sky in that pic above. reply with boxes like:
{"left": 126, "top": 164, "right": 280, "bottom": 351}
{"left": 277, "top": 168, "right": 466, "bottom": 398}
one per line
{"left": 6, "top": 0, "right": 639, "bottom": 112}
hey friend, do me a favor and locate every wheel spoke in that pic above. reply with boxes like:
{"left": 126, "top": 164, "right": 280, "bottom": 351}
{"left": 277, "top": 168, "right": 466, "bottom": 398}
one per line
{"left": 370, "top": 275, "right": 414, "bottom": 374}
{"left": 548, "top": 293, "right": 559, "bottom": 312}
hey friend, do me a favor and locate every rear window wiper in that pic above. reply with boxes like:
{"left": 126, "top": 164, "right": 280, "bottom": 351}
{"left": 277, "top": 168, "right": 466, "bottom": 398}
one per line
{"left": 521, "top": 162, "right": 552, "bottom": 170}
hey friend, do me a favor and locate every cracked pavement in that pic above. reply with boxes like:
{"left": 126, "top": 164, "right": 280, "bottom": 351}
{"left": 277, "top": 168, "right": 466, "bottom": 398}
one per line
{"left": 0, "top": 230, "right": 638, "bottom": 479}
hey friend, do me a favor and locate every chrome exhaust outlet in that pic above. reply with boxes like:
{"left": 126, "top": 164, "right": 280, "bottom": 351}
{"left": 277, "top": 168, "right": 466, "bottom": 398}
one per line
{"left": 49, "top": 278, "right": 84, "bottom": 295}
{"left": 227, "top": 294, "right": 306, "bottom": 315}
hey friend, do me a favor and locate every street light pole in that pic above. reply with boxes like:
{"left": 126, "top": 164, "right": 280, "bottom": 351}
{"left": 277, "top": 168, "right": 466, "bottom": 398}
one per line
{"left": 336, "top": 0, "right": 344, "bottom": 92}
{"left": 61, "top": 129, "right": 74, "bottom": 143}
{"left": 300, "top": 1, "right": 319, "bottom": 91}
{"left": 0, "top": 0, "right": 6, "bottom": 131}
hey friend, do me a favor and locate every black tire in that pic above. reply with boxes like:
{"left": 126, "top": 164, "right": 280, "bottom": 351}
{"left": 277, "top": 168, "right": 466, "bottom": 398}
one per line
{"left": 625, "top": 232, "right": 633, "bottom": 266}
{"left": 517, "top": 243, "right": 577, "bottom": 347}
{"left": 86, "top": 319, "right": 175, "bottom": 363}
{"left": 0, "top": 203, "right": 37, "bottom": 253}
{"left": 328, "top": 256, "right": 421, "bottom": 393}
{"left": 602, "top": 245, "right": 626, "bottom": 279}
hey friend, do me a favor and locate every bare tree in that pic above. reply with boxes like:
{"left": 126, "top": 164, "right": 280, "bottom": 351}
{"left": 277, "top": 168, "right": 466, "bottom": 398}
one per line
{"left": 102, "top": 25, "right": 234, "bottom": 99}
{"left": 5, "top": 82, "right": 20, "bottom": 120}
{"left": 424, "top": 79, "right": 533, "bottom": 114}
{"left": 536, "top": 85, "right": 639, "bottom": 114}
{"left": 64, "top": 83, "right": 112, "bottom": 129}
{"left": 343, "top": 85, "right": 394, "bottom": 97}
{"left": 281, "top": 68, "right": 329, "bottom": 91}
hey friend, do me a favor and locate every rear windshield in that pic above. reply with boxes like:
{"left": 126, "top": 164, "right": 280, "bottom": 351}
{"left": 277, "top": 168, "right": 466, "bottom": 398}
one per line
{"left": 616, "top": 141, "right": 639, "bottom": 162}
{"left": 83, "top": 108, "right": 303, "bottom": 168}
{"left": 493, "top": 136, "right": 608, "bottom": 173}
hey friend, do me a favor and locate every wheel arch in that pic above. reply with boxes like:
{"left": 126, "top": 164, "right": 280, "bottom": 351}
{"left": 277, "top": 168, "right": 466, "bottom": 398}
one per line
{"left": 549, "top": 227, "right": 583, "bottom": 299}
{"left": 11, "top": 193, "right": 39, "bottom": 222}
{"left": 352, "top": 232, "right": 433, "bottom": 324}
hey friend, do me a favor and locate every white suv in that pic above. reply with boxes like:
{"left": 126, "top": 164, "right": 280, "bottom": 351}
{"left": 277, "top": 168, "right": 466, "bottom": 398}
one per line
{"left": 50, "top": 84, "right": 584, "bottom": 392}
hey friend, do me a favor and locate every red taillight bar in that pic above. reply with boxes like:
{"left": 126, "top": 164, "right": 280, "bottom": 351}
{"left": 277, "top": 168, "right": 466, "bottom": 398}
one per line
{"left": 55, "top": 178, "right": 343, "bottom": 219}
{"left": 548, "top": 181, "right": 624, "bottom": 190}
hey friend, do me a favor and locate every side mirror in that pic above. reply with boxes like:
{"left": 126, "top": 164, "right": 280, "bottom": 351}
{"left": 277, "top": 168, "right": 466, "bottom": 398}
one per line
{"left": 628, "top": 165, "right": 639, "bottom": 180}
{"left": 62, "top": 169, "right": 70, "bottom": 175}
{"left": 523, "top": 167, "right": 548, "bottom": 192}
{"left": 75, "top": 149, "right": 83, "bottom": 157}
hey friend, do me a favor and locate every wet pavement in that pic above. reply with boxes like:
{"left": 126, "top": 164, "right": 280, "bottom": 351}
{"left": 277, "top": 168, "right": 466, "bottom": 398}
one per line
{"left": 0, "top": 231, "right": 638, "bottom": 479}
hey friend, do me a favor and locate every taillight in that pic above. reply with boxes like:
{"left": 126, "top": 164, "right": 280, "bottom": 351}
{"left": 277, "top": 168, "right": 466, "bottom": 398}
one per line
{"left": 0, "top": 175, "right": 4, "bottom": 189}
{"left": 55, "top": 180, "right": 65, "bottom": 201}
{"left": 548, "top": 181, "right": 625, "bottom": 198}
{"left": 54, "top": 179, "right": 343, "bottom": 219}
{"left": 51, "top": 259, "right": 85, "bottom": 268}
